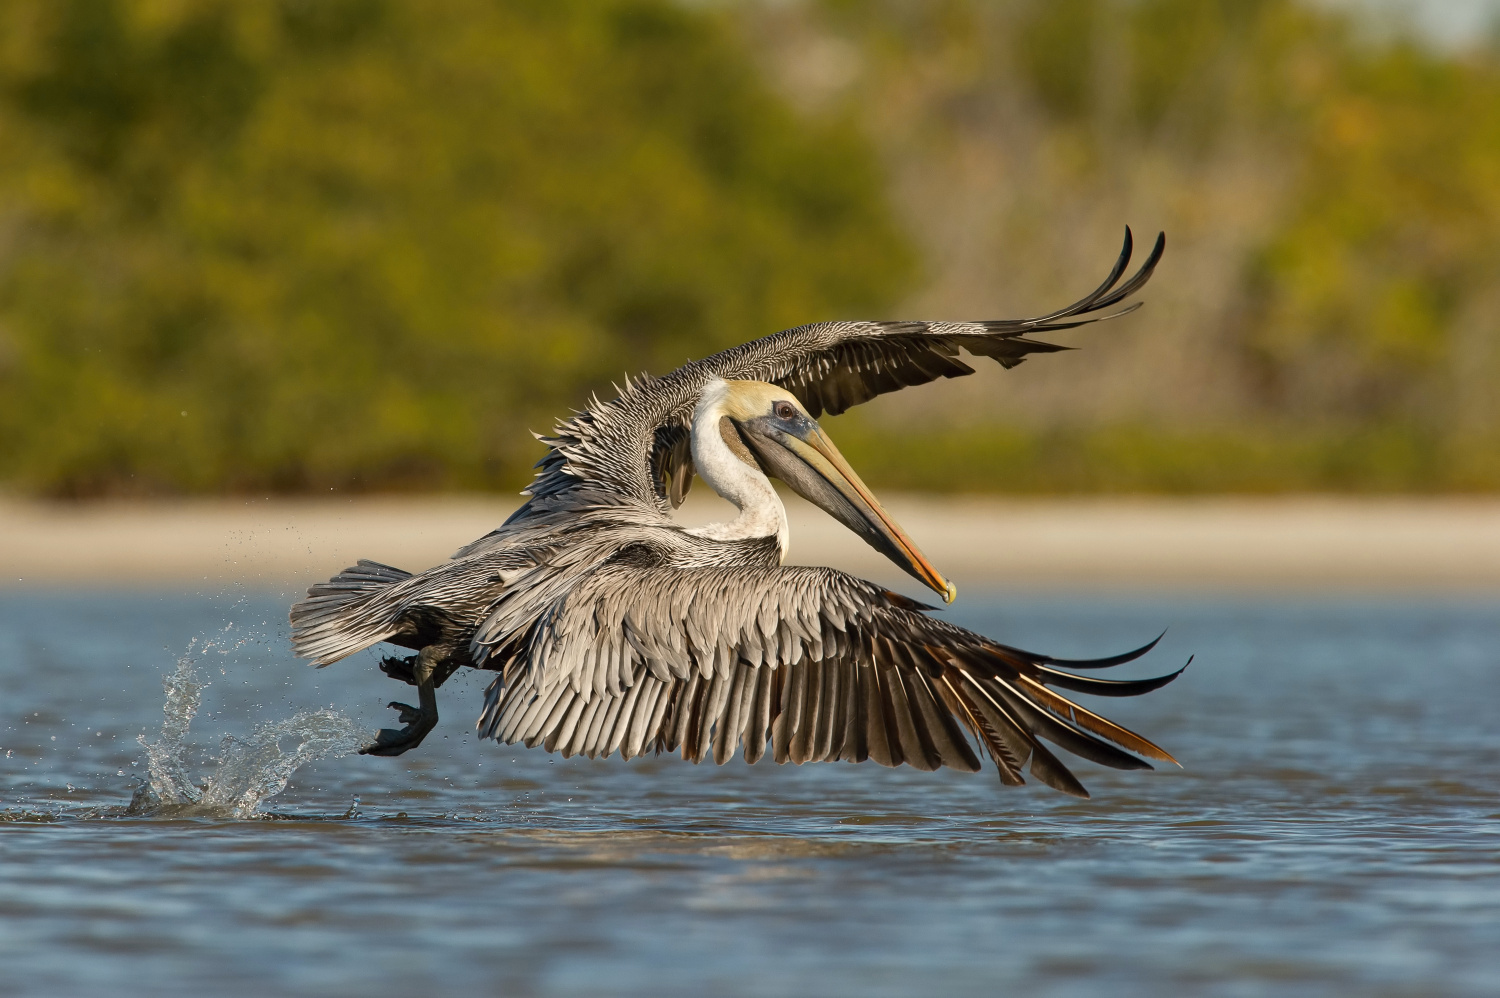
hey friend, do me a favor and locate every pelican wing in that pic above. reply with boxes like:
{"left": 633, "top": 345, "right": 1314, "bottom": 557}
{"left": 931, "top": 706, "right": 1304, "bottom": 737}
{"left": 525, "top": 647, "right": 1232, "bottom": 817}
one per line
{"left": 516, "top": 229, "right": 1163, "bottom": 517}
{"left": 713, "top": 228, "right": 1166, "bottom": 418}
{"left": 476, "top": 562, "right": 1184, "bottom": 798}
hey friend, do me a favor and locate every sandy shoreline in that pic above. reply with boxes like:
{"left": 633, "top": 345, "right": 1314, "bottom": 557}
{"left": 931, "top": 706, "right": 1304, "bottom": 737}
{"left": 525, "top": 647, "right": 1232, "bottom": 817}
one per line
{"left": 3, "top": 493, "right": 1498, "bottom": 594}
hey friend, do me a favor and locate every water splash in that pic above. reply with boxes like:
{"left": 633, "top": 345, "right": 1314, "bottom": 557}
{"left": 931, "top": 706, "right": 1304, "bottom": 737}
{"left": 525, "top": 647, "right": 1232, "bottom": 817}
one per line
{"left": 133, "top": 645, "right": 208, "bottom": 810}
{"left": 127, "top": 641, "right": 369, "bottom": 819}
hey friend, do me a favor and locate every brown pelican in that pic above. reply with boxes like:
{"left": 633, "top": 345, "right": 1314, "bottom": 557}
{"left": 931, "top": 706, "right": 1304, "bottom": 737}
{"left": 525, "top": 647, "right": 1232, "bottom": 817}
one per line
{"left": 290, "top": 229, "right": 1183, "bottom": 797}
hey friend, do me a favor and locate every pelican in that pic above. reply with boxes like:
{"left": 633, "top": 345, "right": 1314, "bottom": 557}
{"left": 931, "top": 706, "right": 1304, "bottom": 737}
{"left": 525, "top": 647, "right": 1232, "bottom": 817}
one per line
{"left": 290, "top": 229, "right": 1184, "bottom": 797}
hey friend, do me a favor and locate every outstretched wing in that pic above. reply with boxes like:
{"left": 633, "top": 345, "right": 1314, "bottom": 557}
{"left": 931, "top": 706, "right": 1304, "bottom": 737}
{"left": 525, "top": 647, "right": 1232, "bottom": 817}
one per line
{"left": 517, "top": 229, "right": 1164, "bottom": 517}
{"left": 715, "top": 228, "right": 1166, "bottom": 418}
{"left": 475, "top": 561, "right": 1184, "bottom": 798}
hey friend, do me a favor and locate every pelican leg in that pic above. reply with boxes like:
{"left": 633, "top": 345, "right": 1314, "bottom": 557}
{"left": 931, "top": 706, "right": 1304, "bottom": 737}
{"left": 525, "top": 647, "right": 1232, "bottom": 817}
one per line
{"left": 360, "top": 645, "right": 443, "bottom": 756}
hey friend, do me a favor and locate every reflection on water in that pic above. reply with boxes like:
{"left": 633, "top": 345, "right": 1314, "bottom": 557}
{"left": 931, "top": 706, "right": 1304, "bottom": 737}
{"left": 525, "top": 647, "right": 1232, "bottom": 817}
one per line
{"left": 127, "top": 643, "right": 366, "bottom": 819}
{"left": 0, "top": 590, "right": 1497, "bottom": 997}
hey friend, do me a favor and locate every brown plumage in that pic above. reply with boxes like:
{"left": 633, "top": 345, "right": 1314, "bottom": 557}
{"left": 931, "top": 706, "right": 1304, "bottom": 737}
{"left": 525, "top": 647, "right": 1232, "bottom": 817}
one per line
{"left": 289, "top": 229, "right": 1184, "bottom": 794}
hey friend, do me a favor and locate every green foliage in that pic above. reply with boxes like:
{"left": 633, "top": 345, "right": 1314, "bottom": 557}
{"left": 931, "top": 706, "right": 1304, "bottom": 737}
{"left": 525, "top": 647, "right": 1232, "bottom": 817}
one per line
{"left": 1005, "top": 0, "right": 1500, "bottom": 433}
{"left": 0, "top": 0, "right": 913, "bottom": 495}
{"left": 1245, "top": 39, "right": 1500, "bottom": 425}
{"left": 3, "top": 0, "right": 1500, "bottom": 497}
{"left": 792, "top": 0, "right": 1500, "bottom": 493}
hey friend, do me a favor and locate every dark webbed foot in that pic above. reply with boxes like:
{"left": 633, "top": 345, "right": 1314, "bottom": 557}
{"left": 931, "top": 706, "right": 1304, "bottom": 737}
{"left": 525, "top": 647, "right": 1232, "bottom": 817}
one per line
{"left": 361, "top": 647, "right": 442, "bottom": 756}
{"left": 360, "top": 697, "right": 437, "bottom": 756}
{"left": 378, "top": 652, "right": 462, "bottom": 688}
{"left": 378, "top": 654, "right": 419, "bottom": 686}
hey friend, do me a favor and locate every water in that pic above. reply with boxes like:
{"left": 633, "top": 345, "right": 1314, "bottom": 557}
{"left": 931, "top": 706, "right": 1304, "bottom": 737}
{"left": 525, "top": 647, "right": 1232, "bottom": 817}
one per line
{"left": 1, "top": 588, "right": 1496, "bottom": 996}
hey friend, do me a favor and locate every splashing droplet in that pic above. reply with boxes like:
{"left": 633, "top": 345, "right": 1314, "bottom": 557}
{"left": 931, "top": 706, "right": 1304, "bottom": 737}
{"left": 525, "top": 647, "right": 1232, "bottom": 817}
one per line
{"left": 127, "top": 642, "right": 368, "bottom": 819}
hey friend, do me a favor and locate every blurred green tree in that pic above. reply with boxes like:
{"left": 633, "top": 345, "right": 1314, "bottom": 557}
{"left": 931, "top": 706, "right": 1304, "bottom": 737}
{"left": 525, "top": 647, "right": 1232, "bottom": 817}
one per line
{"left": 5, "top": 0, "right": 1500, "bottom": 498}
{"left": 759, "top": 0, "right": 1500, "bottom": 493}
{"left": 0, "top": 0, "right": 914, "bottom": 495}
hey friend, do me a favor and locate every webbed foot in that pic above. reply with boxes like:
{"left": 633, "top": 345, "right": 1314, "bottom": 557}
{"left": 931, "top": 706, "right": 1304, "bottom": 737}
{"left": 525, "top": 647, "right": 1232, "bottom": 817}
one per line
{"left": 360, "top": 647, "right": 440, "bottom": 756}
{"left": 379, "top": 654, "right": 418, "bottom": 686}
{"left": 359, "top": 698, "right": 437, "bottom": 756}
{"left": 379, "top": 651, "right": 462, "bottom": 688}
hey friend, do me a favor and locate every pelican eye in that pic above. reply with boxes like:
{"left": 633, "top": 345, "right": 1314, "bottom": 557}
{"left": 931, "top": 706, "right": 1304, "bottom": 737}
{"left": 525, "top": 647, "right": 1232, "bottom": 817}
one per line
{"left": 773, "top": 401, "right": 796, "bottom": 420}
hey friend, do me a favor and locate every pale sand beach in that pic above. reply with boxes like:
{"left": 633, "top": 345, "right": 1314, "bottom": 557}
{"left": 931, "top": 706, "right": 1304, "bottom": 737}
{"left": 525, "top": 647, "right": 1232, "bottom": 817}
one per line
{"left": 2, "top": 492, "right": 1497, "bottom": 593}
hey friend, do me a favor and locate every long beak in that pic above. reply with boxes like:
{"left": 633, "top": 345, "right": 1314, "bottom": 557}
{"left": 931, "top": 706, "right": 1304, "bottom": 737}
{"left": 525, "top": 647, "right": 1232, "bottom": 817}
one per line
{"left": 741, "top": 421, "right": 957, "bottom": 603}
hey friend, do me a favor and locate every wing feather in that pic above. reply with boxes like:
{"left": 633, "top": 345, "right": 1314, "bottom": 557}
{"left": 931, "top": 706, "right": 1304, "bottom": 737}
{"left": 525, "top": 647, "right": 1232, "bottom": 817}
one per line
{"left": 877, "top": 640, "right": 936, "bottom": 771}
{"left": 862, "top": 650, "right": 899, "bottom": 768}
{"left": 604, "top": 672, "right": 645, "bottom": 757}
{"left": 624, "top": 676, "right": 664, "bottom": 759}
{"left": 562, "top": 697, "right": 602, "bottom": 759}
{"left": 907, "top": 668, "right": 984, "bottom": 772}
{"left": 480, "top": 562, "right": 1182, "bottom": 796}
{"left": 713, "top": 660, "right": 754, "bottom": 765}
{"left": 838, "top": 659, "right": 866, "bottom": 764}
{"left": 583, "top": 692, "right": 621, "bottom": 758}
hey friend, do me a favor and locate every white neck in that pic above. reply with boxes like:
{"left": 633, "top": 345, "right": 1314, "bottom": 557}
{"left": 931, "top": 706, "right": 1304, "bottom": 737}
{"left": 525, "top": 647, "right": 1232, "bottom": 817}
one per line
{"left": 685, "top": 382, "right": 789, "bottom": 559}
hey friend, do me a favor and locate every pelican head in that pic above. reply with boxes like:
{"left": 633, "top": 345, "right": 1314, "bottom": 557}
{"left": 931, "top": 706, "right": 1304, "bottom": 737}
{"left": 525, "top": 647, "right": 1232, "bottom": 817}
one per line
{"left": 699, "top": 379, "right": 956, "bottom": 603}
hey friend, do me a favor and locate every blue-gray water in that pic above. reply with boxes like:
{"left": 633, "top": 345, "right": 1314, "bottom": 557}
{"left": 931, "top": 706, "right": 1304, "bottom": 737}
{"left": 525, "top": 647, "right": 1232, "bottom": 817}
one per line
{"left": 1, "top": 588, "right": 1497, "bottom": 997}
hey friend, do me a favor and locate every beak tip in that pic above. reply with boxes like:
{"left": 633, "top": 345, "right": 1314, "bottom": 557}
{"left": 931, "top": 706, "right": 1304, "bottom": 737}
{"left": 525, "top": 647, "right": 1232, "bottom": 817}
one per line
{"left": 943, "top": 581, "right": 957, "bottom": 604}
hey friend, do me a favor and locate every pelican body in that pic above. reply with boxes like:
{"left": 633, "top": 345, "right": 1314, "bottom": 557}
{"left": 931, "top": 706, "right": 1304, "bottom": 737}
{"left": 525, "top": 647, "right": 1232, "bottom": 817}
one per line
{"left": 290, "top": 230, "right": 1182, "bottom": 797}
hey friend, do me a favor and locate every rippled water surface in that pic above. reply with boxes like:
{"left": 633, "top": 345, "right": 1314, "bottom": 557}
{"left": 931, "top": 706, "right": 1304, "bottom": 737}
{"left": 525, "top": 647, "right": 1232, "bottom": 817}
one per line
{"left": 2, "top": 589, "right": 1497, "bottom": 996}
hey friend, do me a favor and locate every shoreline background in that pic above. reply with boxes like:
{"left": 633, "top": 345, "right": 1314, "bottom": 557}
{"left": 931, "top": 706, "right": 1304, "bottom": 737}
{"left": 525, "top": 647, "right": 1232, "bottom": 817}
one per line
{"left": 5, "top": 493, "right": 1497, "bottom": 594}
